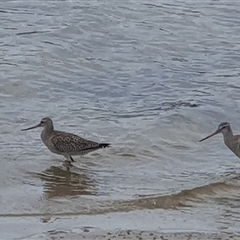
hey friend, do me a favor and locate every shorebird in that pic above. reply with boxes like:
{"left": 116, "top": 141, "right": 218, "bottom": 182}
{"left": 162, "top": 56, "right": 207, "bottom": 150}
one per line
{"left": 22, "top": 117, "right": 110, "bottom": 165}
{"left": 199, "top": 122, "right": 240, "bottom": 158}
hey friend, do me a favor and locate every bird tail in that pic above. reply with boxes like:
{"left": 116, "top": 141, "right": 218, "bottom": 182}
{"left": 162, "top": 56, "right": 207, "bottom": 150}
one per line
{"left": 99, "top": 143, "right": 110, "bottom": 148}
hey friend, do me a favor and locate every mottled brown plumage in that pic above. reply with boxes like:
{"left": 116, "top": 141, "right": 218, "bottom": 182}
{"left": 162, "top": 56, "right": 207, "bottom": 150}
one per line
{"left": 22, "top": 117, "right": 110, "bottom": 163}
{"left": 199, "top": 122, "right": 240, "bottom": 158}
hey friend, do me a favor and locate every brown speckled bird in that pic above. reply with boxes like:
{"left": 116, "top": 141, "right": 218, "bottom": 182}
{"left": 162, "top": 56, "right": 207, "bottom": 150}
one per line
{"left": 199, "top": 122, "right": 240, "bottom": 158}
{"left": 22, "top": 117, "right": 110, "bottom": 164}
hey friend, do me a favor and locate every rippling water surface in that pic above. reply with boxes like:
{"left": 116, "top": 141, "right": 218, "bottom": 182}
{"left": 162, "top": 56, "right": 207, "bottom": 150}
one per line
{"left": 1, "top": 0, "right": 240, "bottom": 239}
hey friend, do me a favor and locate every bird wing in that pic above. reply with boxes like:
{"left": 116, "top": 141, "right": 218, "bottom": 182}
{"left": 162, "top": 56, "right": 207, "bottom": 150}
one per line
{"left": 50, "top": 131, "right": 99, "bottom": 153}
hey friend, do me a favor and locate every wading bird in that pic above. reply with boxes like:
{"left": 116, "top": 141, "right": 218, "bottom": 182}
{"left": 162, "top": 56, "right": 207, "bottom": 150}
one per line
{"left": 22, "top": 117, "right": 110, "bottom": 166}
{"left": 199, "top": 122, "right": 240, "bottom": 158}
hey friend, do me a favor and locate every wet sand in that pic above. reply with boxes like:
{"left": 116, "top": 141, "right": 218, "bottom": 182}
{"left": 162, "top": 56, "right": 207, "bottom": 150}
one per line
{"left": 15, "top": 228, "right": 237, "bottom": 240}
{"left": 1, "top": 205, "right": 239, "bottom": 239}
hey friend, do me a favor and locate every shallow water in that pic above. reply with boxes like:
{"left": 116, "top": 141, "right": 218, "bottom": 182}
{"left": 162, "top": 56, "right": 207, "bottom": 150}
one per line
{"left": 1, "top": 0, "right": 240, "bottom": 239}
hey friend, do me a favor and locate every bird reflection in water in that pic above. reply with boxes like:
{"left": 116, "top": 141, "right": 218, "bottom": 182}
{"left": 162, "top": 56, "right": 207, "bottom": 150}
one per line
{"left": 33, "top": 165, "right": 98, "bottom": 199}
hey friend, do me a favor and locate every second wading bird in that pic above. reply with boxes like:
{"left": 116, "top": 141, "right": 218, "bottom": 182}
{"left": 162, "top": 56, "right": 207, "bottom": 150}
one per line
{"left": 199, "top": 122, "right": 240, "bottom": 158}
{"left": 22, "top": 117, "right": 110, "bottom": 166}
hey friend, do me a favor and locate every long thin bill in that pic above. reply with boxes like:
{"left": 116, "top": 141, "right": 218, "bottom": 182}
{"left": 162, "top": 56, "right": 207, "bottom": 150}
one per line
{"left": 199, "top": 129, "right": 220, "bottom": 142}
{"left": 21, "top": 123, "right": 41, "bottom": 131}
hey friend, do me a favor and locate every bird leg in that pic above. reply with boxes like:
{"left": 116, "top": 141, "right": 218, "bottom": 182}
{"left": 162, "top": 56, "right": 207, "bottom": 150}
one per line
{"left": 70, "top": 155, "right": 74, "bottom": 162}
{"left": 64, "top": 154, "right": 74, "bottom": 162}
{"left": 63, "top": 154, "right": 74, "bottom": 171}
{"left": 64, "top": 160, "right": 72, "bottom": 171}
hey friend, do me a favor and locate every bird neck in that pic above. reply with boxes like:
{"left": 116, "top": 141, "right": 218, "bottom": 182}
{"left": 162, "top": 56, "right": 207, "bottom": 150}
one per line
{"left": 223, "top": 127, "right": 234, "bottom": 143}
{"left": 42, "top": 124, "right": 54, "bottom": 136}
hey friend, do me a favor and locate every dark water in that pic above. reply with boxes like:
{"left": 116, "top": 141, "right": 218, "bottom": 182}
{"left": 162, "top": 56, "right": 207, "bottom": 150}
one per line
{"left": 1, "top": 0, "right": 240, "bottom": 239}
